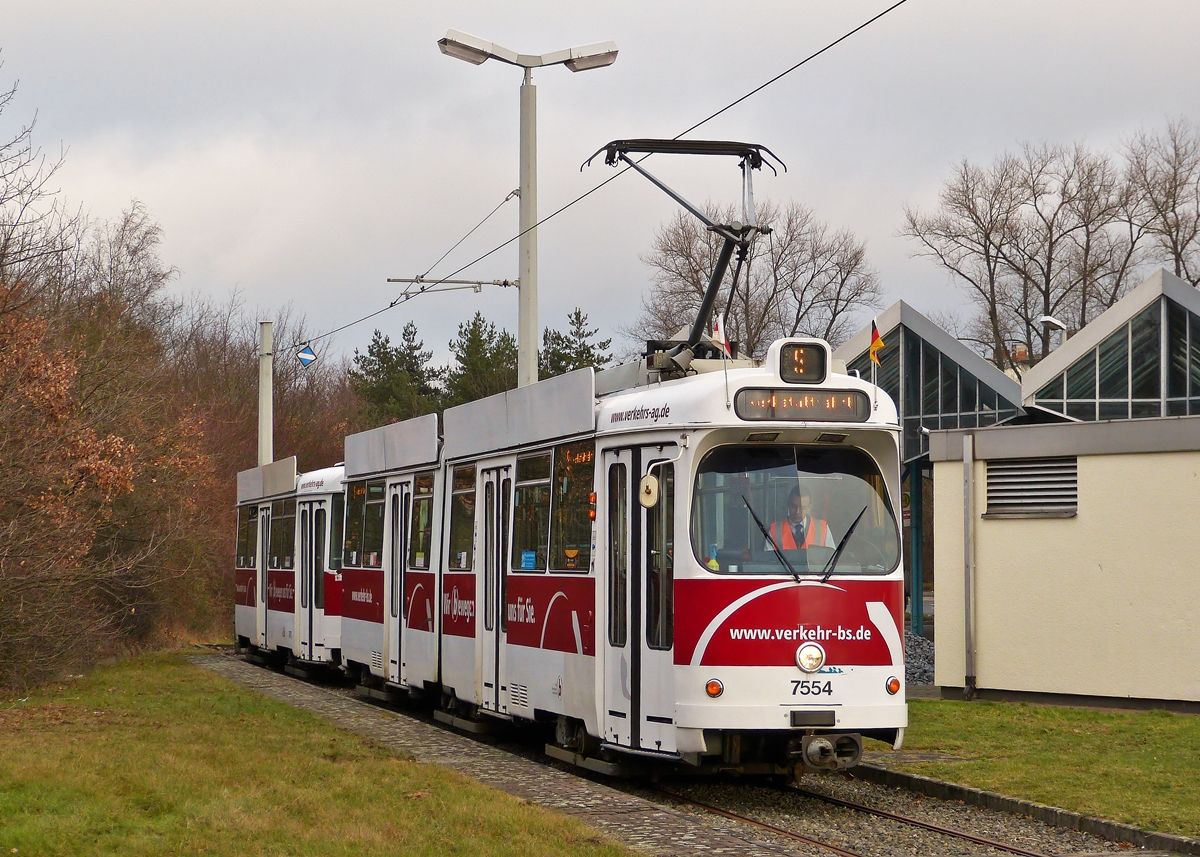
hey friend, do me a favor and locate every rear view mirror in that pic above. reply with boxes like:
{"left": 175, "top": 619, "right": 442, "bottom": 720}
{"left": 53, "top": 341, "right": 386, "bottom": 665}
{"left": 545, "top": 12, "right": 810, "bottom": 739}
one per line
{"left": 638, "top": 474, "right": 659, "bottom": 508}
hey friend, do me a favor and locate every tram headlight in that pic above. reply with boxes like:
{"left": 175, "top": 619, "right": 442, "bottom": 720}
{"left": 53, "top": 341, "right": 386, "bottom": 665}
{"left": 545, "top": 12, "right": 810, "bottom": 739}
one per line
{"left": 795, "top": 642, "right": 825, "bottom": 673}
{"left": 705, "top": 679, "right": 724, "bottom": 698}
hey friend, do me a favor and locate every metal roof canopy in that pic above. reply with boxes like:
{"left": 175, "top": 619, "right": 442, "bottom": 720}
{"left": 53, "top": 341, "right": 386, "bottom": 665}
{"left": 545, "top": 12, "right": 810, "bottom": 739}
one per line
{"left": 344, "top": 413, "right": 440, "bottom": 478}
{"left": 236, "top": 456, "right": 298, "bottom": 504}
{"left": 442, "top": 367, "right": 596, "bottom": 460}
{"left": 834, "top": 300, "right": 1022, "bottom": 406}
{"left": 1019, "top": 269, "right": 1200, "bottom": 403}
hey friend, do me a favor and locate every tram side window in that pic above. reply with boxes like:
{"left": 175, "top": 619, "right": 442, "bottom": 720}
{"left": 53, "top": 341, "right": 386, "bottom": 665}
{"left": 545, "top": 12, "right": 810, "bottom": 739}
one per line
{"left": 511, "top": 452, "right": 551, "bottom": 572}
{"left": 235, "top": 505, "right": 258, "bottom": 568}
{"left": 608, "top": 463, "right": 628, "bottom": 648}
{"left": 268, "top": 499, "right": 297, "bottom": 569}
{"left": 342, "top": 480, "right": 385, "bottom": 568}
{"left": 549, "top": 440, "right": 595, "bottom": 573}
{"left": 646, "top": 463, "right": 674, "bottom": 651}
{"left": 408, "top": 472, "right": 435, "bottom": 571}
{"left": 448, "top": 465, "right": 476, "bottom": 570}
{"left": 314, "top": 508, "right": 327, "bottom": 609}
{"left": 344, "top": 481, "right": 366, "bottom": 567}
{"left": 361, "top": 481, "right": 386, "bottom": 568}
{"left": 328, "top": 493, "right": 344, "bottom": 571}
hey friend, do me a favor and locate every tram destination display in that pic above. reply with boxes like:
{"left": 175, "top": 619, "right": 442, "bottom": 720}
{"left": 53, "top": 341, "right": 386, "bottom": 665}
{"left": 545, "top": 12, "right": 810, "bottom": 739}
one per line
{"left": 779, "top": 343, "right": 827, "bottom": 384}
{"left": 735, "top": 388, "right": 871, "bottom": 422}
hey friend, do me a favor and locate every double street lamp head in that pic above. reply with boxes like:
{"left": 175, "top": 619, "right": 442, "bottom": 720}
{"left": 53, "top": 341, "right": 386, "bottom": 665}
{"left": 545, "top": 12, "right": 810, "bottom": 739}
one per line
{"left": 438, "top": 29, "right": 617, "bottom": 72}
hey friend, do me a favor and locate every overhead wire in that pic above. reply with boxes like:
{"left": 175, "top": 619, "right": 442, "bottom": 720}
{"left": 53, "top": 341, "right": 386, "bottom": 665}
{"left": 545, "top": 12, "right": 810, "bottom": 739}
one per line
{"left": 299, "top": 0, "right": 910, "bottom": 351}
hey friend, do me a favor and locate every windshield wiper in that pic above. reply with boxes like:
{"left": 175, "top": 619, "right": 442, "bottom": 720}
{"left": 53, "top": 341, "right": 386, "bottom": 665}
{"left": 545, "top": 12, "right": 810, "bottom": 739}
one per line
{"left": 741, "top": 495, "right": 801, "bottom": 582}
{"left": 820, "top": 505, "right": 867, "bottom": 583}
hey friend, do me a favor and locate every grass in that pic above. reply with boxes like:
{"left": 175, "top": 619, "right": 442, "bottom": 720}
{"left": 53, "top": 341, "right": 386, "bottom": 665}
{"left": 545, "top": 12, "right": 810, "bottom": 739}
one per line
{"left": 874, "top": 698, "right": 1200, "bottom": 838}
{"left": 0, "top": 651, "right": 631, "bottom": 857}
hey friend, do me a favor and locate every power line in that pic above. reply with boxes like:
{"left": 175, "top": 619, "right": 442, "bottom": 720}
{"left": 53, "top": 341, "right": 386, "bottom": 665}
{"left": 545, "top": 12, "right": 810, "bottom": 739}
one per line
{"left": 420, "top": 189, "right": 519, "bottom": 279}
{"left": 301, "top": 0, "right": 910, "bottom": 351}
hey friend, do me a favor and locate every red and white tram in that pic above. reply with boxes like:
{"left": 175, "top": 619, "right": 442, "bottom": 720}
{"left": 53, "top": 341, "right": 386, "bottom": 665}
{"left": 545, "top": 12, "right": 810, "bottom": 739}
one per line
{"left": 234, "top": 138, "right": 907, "bottom": 774}
{"left": 235, "top": 459, "right": 345, "bottom": 665}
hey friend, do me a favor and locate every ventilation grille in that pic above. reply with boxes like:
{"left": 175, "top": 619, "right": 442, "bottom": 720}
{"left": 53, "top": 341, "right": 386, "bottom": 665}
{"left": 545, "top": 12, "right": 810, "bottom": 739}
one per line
{"left": 986, "top": 457, "right": 1077, "bottom": 517}
{"left": 509, "top": 682, "right": 529, "bottom": 709}
{"left": 370, "top": 650, "right": 384, "bottom": 671}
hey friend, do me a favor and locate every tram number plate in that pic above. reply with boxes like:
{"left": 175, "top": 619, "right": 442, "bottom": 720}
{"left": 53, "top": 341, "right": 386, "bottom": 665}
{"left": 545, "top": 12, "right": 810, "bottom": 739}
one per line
{"left": 791, "top": 680, "right": 833, "bottom": 696}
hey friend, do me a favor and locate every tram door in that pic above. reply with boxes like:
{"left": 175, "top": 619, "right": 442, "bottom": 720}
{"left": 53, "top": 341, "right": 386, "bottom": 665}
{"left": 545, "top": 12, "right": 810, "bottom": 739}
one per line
{"left": 602, "top": 445, "right": 677, "bottom": 753}
{"left": 601, "top": 449, "right": 634, "bottom": 746}
{"left": 256, "top": 504, "right": 271, "bottom": 648}
{"left": 479, "top": 466, "right": 511, "bottom": 714}
{"left": 385, "top": 481, "right": 411, "bottom": 685}
{"left": 297, "top": 501, "right": 327, "bottom": 661}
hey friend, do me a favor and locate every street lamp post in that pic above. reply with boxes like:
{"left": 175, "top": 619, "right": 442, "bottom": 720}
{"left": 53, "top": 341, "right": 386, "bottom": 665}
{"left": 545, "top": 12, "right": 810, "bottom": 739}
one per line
{"left": 438, "top": 30, "right": 617, "bottom": 387}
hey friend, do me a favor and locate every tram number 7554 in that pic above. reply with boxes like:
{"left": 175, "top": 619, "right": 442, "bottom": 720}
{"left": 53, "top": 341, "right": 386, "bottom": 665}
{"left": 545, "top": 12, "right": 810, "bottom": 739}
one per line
{"left": 791, "top": 680, "right": 833, "bottom": 696}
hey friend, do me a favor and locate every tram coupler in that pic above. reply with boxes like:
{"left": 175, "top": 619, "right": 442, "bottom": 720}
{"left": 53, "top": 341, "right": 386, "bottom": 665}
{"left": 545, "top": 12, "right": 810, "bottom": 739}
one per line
{"left": 788, "top": 733, "right": 863, "bottom": 772}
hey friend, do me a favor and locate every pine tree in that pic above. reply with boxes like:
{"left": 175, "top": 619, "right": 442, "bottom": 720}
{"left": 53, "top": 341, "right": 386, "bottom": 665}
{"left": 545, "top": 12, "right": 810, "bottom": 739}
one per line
{"left": 444, "top": 311, "right": 517, "bottom": 406}
{"left": 348, "top": 322, "right": 442, "bottom": 424}
{"left": 539, "top": 308, "right": 613, "bottom": 379}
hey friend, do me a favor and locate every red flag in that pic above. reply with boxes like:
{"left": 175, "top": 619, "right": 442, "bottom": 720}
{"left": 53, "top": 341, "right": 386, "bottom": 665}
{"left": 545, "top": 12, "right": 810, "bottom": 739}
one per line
{"left": 869, "top": 320, "right": 885, "bottom": 365}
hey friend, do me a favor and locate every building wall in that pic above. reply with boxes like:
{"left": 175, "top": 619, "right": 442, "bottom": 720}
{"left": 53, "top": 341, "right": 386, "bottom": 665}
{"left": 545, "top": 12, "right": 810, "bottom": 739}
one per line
{"left": 935, "top": 448, "right": 1200, "bottom": 702}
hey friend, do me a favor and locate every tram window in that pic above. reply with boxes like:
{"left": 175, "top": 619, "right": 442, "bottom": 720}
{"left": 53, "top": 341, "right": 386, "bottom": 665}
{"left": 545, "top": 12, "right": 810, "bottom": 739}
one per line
{"left": 343, "top": 481, "right": 365, "bottom": 567}
{"left": 500, "top": 478, "right": 511, "bottom": 632}
{"left": 408, "top": 473, "right": 435, "bottom": 571}
{"left": 269, "top": 499, "right": 296, "bottom": 570}
{"left": 300, "top": 509, "right": 310, "bottom": 608}
{"left": 390, "top": 495, "right": 402, "bottom": 619}
{"left": 511, "top": 452, "right": 551, "bottom": 572}
{"left": 361, "top": 481, "right": 386, "bottom": 568}
{"left": 691, "top": 445, "right": 900, "bottom": 577}
{"left": 608, "top": 463, "right": 628, "bottom": 648}
{"left": 484, "top": 481, "right": 495, "bottom": 631}
{"left": 646, "top": 463, "right": 674, "bottom": 651}
{"left": 550, "top": 441, "right": 595, "bottom": 573}
{"left": 448, "top": 465, "right": 476, "bottom": 571}
{"left": 235, "top": 505, "right": 258, "bottom": 568}
{"left": 328, "top": 493, "right": 343, "bottom": 572}
{"left": 314, "top": 508, "right": 326, "bottom": 609}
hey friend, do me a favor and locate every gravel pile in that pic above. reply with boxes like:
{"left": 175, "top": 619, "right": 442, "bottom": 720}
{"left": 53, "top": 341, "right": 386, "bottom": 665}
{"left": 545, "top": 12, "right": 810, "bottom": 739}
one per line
{"left": 904, "top": 631, "right": 934, "bottom": 685}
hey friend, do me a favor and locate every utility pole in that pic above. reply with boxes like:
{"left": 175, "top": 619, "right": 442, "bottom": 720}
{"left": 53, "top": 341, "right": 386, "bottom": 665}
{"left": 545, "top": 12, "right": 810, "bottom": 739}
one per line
{"left": 258, "top": 321, "right": 273, "bottom": 467}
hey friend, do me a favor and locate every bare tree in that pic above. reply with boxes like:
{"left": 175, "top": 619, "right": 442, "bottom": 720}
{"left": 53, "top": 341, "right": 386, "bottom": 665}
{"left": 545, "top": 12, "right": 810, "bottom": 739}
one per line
{"left": 630, "top": 200, "right": 881, "bottom": 357}
{"left": 905, "top": 142, "right": 1148, "bottom": 375}
{"left": 1126, "top": 118, "right": 1200, "bottom": 285}
{"left": 903, "top": 156, "right": 1021, "bottom": 370}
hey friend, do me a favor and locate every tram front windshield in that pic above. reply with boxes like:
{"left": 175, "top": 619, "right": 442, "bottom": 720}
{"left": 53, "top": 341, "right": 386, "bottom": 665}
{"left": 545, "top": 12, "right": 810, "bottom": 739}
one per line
{"left": 691, "top": 445, "right": 899, "bottom": 576}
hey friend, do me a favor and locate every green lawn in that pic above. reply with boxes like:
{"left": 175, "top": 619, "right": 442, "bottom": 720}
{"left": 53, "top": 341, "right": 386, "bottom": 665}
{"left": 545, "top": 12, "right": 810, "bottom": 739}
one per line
{"left": 880, "top": 698, "right": 1200, "bottom": 838}
{"left": 0, "top": 651, "right": 629, "bottom": 857}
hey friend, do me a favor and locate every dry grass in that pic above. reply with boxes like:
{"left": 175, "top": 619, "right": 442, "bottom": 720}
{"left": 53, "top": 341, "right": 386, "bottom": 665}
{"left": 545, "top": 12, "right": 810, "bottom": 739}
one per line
{"left": 875, "top": 698, "right": 1200, "bottom": 838}
{"left": 0, "top": 651, "right": 630, "bottom": 856}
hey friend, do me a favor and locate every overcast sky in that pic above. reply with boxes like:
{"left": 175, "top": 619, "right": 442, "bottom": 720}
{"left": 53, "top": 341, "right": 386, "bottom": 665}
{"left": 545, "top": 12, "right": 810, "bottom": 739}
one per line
{"left": 4, "top": 1, "right": 1200, "bottom": 366}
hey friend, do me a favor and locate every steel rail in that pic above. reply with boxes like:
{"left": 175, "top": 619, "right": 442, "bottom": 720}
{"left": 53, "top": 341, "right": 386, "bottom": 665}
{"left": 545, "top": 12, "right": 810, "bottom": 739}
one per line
{"left": 791, "top": 785, "right": 1050, "bottom": 857}
{"left": 652, "top": 788, "right": 865, "bottom": 857}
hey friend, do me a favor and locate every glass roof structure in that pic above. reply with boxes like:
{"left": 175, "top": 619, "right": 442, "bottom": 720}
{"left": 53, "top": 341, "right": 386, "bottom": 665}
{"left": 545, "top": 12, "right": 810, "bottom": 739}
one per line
{"left": 1021, "top": 270, "right": 1200, "bottom": 422}
{"left": 835, "top": 302, "right": 1022, "bottom": 462}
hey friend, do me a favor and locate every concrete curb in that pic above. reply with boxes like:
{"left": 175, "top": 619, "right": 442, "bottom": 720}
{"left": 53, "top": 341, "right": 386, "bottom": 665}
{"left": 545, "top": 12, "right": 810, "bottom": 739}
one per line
{"left": 852, "top": 762, "right": 1200, "bottom": 856}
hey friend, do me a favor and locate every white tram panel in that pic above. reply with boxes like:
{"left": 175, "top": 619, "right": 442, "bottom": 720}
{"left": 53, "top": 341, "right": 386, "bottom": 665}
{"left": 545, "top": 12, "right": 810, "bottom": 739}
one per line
{"left": 234, "top": 457, "right": 298, "bottom": 654}
{"left": 292, "top": 465, "right": 345, "bottom": 664}
{"left": 441, "top": 370, "right": 599, "bottom": 733}
{"left": 340, "top": 414, "right": 441, "bottom": 687}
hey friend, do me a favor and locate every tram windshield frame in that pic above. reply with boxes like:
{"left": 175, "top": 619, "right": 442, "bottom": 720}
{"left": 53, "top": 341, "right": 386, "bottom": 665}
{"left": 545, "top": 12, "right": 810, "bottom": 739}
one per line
{"left": 690, "top": 444, "right": 900, "bottom": 577}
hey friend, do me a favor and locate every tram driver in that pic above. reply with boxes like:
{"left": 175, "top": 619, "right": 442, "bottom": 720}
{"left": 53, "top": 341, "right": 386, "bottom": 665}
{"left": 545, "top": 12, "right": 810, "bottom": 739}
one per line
{"left": 768, "top": 485, "right": 834, "bottom": 550}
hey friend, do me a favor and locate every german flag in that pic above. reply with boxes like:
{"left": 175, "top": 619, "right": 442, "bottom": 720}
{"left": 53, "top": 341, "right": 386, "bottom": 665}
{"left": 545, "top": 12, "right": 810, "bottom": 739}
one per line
{"left": 868, "top": 320, "right": 885, "bottom": 365}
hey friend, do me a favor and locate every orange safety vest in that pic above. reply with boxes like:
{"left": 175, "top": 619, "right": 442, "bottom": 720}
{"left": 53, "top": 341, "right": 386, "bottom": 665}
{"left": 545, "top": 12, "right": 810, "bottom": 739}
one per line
{"left": 769, "top": 518, "right": 828, "bottom": 550}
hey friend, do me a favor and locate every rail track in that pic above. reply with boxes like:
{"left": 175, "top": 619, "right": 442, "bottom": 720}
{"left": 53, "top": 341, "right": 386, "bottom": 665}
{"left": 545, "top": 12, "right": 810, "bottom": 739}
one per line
{"left": 653, "top": 784, "right": 1053, "bottom": 857}
{"left": 223, "top": 650, "right": 1136, "bottom": 857}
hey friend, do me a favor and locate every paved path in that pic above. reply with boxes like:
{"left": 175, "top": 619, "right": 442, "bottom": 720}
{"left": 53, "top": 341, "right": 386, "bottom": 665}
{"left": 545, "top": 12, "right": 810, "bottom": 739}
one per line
{"left": 190, "top": 654, "right": 806, "bottom": 856}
